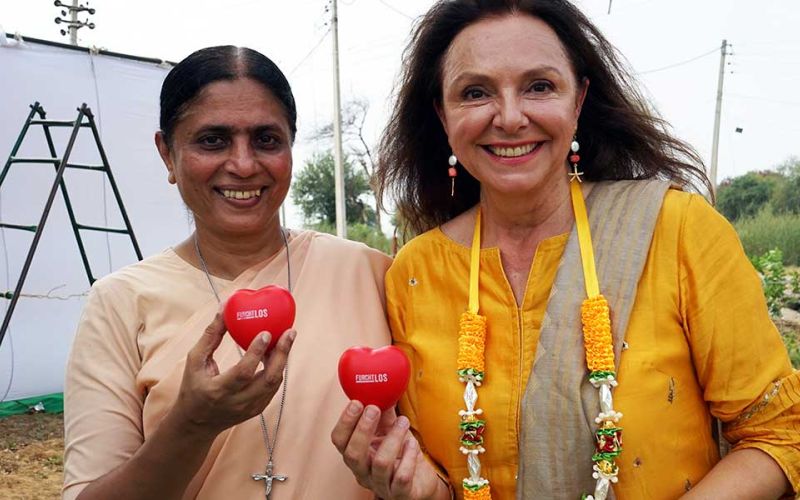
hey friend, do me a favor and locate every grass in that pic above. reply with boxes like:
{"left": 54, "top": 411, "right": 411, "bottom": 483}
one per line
{"left": 735, "top": 210, "right": 800, "bottom": 266}
{"left": 777, "top": 320, "right": 800, "bottom": 369}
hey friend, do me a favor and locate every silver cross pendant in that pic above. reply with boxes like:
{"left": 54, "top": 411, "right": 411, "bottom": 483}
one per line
{"left": 251, "top": 460, "right": 287, "bottom": 499}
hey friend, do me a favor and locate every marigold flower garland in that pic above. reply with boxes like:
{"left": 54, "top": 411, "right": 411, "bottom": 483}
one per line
{"left": 457, "top": 209, "right": 492, "bottom": 500}
{"left": 459, "top": 181, "right": 622, "bottom": 500}
{"left": 570, "top": 180, "right": 623, "bottom": 500}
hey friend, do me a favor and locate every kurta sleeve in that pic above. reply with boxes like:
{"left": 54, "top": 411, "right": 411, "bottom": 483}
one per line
{"left": 678, "top": 194, "right": 800, "bottom": 491}
{"left": 63, "top": 277, "right": 145, "bottom": 500}
{"left": 386, "top": 250, "right": 454, "bottom": 496}
{"left": 386, "top": 251, "right": 420, "bottom": 428}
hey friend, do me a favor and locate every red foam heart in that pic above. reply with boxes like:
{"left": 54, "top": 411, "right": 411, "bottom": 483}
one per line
{"left": 223, "top": 286, "right": 295, "bottom": 351}
{"left": 338, "top": 346, "right": 410, "bottom": 411}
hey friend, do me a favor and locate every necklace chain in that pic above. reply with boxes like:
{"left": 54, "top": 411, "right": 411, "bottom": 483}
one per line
{"left": 193, "top": 228, "right": 292, "bottom": 475}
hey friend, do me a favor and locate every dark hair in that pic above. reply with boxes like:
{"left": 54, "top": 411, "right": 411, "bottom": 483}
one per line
{"left": 159, "top": 45, "right": 297, "bottom": 144}
{"left": 377, "top": 0, "right": 712, "bottom": 235}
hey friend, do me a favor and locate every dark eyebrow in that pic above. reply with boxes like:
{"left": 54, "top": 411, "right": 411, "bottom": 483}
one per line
{"left": 195, "top": 123, "right": 287, "bottom": 136}
{"left": 449, "top": 65, "right": 566, "bottom": 88}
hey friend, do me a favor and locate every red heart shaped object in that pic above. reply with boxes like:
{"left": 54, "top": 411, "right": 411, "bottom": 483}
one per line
{"left": 338, "top": 346, "right": 410, "bottom": 411}
{"left": 223, "top": 286, "right": 296, "bottom": 351}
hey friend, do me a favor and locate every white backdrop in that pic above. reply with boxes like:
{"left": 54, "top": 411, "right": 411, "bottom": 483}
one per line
{"left": 0, "top": 35, "right": 189, "bottom": 401}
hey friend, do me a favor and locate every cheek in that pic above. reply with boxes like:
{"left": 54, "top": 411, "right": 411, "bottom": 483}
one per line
{"left": 270, "top": 153, "right": 293, "bottom": 180}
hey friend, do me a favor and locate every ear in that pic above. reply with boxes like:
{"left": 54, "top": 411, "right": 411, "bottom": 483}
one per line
{"left": 574, "top": 77, "right": 590, "bottom": 119}
{"left": 155, "top": 131, "right": 177, "bottom": 184}
{"left": 434, "top": 100, "right": 450, "bottom": 137}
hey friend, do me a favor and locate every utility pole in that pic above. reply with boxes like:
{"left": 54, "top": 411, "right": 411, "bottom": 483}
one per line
{"left": 709, "top": 39, "right": 730, "bottom": 194}
{"left": 54, "top": 0, "right": 96, "bottom": 46}
{"left": 331, "top": 0, "right": 347, "bottom": 238}
{"left": 69, "top": 0, "right": 78, "bottom": 44}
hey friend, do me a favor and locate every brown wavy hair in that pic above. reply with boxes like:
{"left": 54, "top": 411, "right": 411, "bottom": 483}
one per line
{"left": 376, "top": 0, "right": 711, "bottom": 235}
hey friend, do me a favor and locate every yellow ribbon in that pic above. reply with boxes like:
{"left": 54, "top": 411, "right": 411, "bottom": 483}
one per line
{"left": 570, "top": 181, "right": 600, "bottom": 298}
{"left": 469, "top": 208, "right": 482, "bottom": 314}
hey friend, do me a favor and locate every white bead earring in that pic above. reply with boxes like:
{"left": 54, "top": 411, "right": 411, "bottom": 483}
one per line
{"left": 567, "top": 137, "right": 584, "bottom": 183}
{"left": 448, "top": 154, "right": 458, "bottom": 197}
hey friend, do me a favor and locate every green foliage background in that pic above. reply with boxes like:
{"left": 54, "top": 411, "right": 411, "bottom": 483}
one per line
{"left": 292, "top": 151, "right": 391, "bottom": 253}
{"left": 720, "top": 157, "right": 800, "bottom": 266}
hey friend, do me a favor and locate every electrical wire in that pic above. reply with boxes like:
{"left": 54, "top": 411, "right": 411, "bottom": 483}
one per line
{"left": 377, "top": 0, "right": 413, "bottom": 20}
{"left": 0, "top": 190, "right": 13, "bottom": 404}
{"left": 638, "top": 47, "right": 718, "bottom": 75}
{"left": 728, "top": 93, "right": 800, "bottom": 107}
{"left": 89, "top": 51, "right": 114, "bottom": 274}
{"left": 289, "top": 27, "right": 331, "bottom": 76}
{"left": 1, "top": 285, "right": 89, "bottom": 301}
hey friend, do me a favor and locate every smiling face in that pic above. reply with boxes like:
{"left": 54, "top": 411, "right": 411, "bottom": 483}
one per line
{"left": 437, "top": 13, "right": 587, "bottom": 199}
{"left": 156, "top": 77, "right": 293, "bottom": 239}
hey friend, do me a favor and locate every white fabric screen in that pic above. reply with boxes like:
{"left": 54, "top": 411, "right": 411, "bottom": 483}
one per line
{"left": 0, "top": 35, "right": 189, "bottom": 401}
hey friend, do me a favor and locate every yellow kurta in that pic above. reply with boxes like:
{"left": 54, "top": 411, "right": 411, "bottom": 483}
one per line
{"left": 387, "top": 190, "right": 800, "bottom": 499}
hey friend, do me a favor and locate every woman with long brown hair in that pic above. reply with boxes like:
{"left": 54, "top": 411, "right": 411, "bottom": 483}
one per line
{"left": 332, "top": 1, "right": 800, "bottom": 499}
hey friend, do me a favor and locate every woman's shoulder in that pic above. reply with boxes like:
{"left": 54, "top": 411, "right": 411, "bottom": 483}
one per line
{"left": 389, "top": 225, "right": 460, "bottom": 277}
{"left": 299, "top": 229, "right": 392, "bottom": 269}
{"left": 658, "top": 188, "right": 732, "bottom": 234}
{"left": 91, "top": 248, "right": 192, "bottom": 294}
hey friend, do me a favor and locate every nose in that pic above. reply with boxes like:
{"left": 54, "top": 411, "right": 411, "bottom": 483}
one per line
{"left": 493, "top": 94, "right": 529, "bottom": 134}
{"left": 224, "top": 138, "right": 259, "bottom": 177}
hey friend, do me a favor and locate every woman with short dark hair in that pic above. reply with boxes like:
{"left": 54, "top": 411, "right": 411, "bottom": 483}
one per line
{"left": 64, "top": 45, "right": 391, "bottom": 500}
{"left": 331, "top": 2, "right": 800, "bottom": 499}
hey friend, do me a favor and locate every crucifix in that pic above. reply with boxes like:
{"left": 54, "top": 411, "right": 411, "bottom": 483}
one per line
{"left": 251, "top": 460, "right": 287, "bottom": 499}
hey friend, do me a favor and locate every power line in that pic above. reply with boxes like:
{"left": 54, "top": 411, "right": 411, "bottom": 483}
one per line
{"left": 289, "top": 27, "right": 331, "bottom": 76}
{"left": 377, "top": 0, "right": 413, "bottom": 20}
{"left": 728, "top": 93, "right": 800, "bottom": 108}
{"left": 638, "top": 47, "right": 718, "bottom": 75}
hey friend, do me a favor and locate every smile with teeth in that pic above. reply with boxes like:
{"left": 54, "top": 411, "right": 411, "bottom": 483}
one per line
{"left": 487, "top": 143, "right": 539, "bottom": 158}
{"left": 219, "top": 188, "right": 262, "bottom": 200}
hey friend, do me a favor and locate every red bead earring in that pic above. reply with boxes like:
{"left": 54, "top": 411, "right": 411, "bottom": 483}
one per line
{"left": 448, "top": 154, "right": 458, "bottom": 197}
{"left": 568, "top": 137, "right": 583, "bottom": 183}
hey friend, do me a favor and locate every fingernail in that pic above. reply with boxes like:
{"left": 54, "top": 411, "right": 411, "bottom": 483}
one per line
{"left": 347, "top": 400, "right": 363, "bottom": 416}
{"left": 395, "top": 416, "right": 410, "bottom": 430}
{"left": 260, "top": 332, "right": 271, "bottom": 346}
{"left": 364, "top": 406, "right": 379, "bottom": 421}
{"left": 287, "top": 330, "right": 297, "bottom": 343}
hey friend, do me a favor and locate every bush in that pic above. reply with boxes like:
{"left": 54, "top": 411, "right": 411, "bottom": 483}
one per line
{"left": 777, "top": 321, "right": 800, "bottom": 369}
{"left": 751, "top": 249, "right": 789, "bottom": 318}
{"left": 735, "top": 209, "right": 800, "bottom": 267}
{"left": 717, "top": 172, "right": 776, "bottom": 221}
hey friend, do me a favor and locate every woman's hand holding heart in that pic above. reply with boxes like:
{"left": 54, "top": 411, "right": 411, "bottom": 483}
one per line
{"left": 171, "top": 309, "right": 296, "bottom": 437}
{"left": 331, "top": 402, "right": 451, "bottom": 500}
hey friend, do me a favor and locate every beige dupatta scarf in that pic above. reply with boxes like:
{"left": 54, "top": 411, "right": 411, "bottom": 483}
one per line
{"left": 516, "top": 180, "right": 670, "bottom": 499}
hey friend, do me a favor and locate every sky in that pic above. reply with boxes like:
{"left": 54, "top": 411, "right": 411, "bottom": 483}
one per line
{"left": 2, "top": 0, "right": 800, "bottom": 210}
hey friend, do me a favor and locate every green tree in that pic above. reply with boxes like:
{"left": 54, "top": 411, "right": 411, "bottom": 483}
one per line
{"left": 772, "top": 157, "right": 800, "bottom": 215}
{"left": 310, "top": 98, "right": 384, "bottom": 231}
{"left": 292, "top": 151, "right": 376, "bottom": 227}
{"left": 716, "top": 172, "right": 775, "bottom": 221}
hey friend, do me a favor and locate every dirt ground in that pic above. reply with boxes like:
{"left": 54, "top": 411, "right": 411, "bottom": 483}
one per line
{"left": 0, "top": 413, "right": 63, "bottom": 499}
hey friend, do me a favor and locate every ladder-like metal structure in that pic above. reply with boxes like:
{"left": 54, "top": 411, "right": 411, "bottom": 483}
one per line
{"left": 0, "top": 102, "right": 143, "bottom": 346}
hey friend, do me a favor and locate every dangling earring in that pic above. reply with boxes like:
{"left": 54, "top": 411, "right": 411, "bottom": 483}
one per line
{"left": 567, "top": 136, "right": 584, "bottom": 183}
{"left": 448, "top": 154, "right": 458, "bottom": 197}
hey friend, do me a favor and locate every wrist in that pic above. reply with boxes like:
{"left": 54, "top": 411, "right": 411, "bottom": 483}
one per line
{"left": 426, "top": 475, "right": 455, "bottom": 500}
{"left": 164, "top": 403, "right": 220, "bottom": 445}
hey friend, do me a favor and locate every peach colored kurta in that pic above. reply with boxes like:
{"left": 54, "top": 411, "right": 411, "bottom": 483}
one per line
{"left": 64, "top": 230, "right": 391, "bottom": 500}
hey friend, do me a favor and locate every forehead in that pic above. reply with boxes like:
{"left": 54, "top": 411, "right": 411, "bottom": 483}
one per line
{"left": 442, "top": 13, "right": 574, "bottom": 80}
{"left": 179, "top": 77, "right": 290, "bottom": 129}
